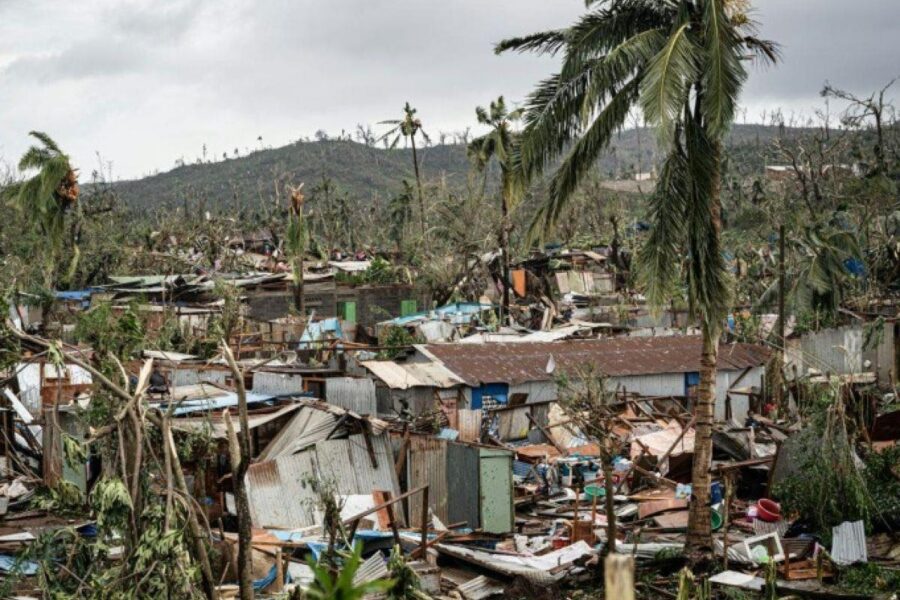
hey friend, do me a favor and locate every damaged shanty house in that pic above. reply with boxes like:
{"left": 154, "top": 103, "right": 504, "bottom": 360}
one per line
{"left": 365, "top": 335, "right": 771, "bottom": 423}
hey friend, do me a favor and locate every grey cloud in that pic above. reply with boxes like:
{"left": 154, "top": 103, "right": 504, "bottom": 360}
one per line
{"left": 0, "top": 0, "right": 897, "bottom": 178}
{"left": 2, "top": 38, "right": 147, "bottom": 83}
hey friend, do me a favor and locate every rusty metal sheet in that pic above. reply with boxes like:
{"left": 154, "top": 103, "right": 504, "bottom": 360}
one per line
{"left": 407, "top": 436, "right": 448, "bottom": 524}
{"left": 423, "top": 337, "right": 770, "bottom": 386}
{"left": 457, "top": 409, "right": 482, "bottom": 443}
{"left": 361, "top": 360, "right": 464, "bottom": 390}
{"left": 245, "top": 452, "right": 318, "bottom": 529}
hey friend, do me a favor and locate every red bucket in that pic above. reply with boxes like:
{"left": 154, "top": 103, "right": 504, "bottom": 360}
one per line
{"left": 756, "top": 498, "right": 781, "bottom": 522}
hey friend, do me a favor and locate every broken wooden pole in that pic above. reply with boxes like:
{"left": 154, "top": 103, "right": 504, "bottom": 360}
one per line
{"left": 222, "top": 342, "right": 254, "bottom": 600}
{"left": 420, "top": 485, "right": 429, "bottom": 558}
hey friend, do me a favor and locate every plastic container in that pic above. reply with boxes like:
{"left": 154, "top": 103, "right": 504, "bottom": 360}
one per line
{"left": 710, "top": 481, "right": 723, "bottom": 504}
{"left": 584, "top": 484, "right": 606, "bottom": 499}
{"left": 756, "top": 498, "right": 781, "bottom": 522}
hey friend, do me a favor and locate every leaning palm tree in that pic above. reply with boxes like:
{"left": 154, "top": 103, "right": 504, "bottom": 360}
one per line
{"left": 3, "top": 131, "right": 79, "bottom": 289}
{"left": 498, "top": 0, "right": 777, "bottom": 555}
{"left": 379, "top": 103, "right": 430, "bottom": 237}
{"left": 468, "top": 96, "right": 525, "bottom": 324}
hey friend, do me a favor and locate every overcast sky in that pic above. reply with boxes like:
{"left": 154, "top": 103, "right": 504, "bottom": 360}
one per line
{"left": 1, "top": 0, "right": 898, "bottom": 179}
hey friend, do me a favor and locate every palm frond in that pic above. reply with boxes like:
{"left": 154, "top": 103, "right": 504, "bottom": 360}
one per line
{"left": 700, "top": 0, "right": 747, "bottom": 138}
{"left": 495, "top": 30, "right": 568, "bottom": 56}
{"left": 27, "top": 131, "right": 62, "bottom": 154}
{"left": 682, "top": 113, "right": 731, "bottom": 327}
{"left": 527, "top": 77, "right": 639, "bottom": 241}
{"left": 519, "top": 29, "right": 662, "bottom": 181}
{"left": 637, "top": 137, "right": 690, "bottom": 309}
{"left": 743, "top": 35, "right": 780, "bottom": 66}
{"left": 562, "top": 0, "right": 673, "bottom": 77}
{"left": 640, "top": 22, "right": 698, "bottom": 141}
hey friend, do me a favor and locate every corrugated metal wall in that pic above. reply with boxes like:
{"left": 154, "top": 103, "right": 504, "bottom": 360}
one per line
{"left": 252, "top": 371, "right": 304, "bottom": 396}
{"left": 407, "top": 436, "right": 448, "bottom": 525}
{"left": 787, "top": 326, "right": 862, "bottom": 375}
{"left": 447, "top": 442, "right": 480, "bottom": 529}
{"left": 248, "top": 431, "right": 404, "bottom": 529}
{"left": 325, "top": 377, "right": 377, "bottom": 414}
{"left": 863, "top": 320, "right": 896, "bottom": 387}
{"left": 171, "top": 367, "right": 227, "bottom": 387}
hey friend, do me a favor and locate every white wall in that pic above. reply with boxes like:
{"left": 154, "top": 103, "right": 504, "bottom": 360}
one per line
{"left": 786, "top": 326, "right": 863, "bottom": 376}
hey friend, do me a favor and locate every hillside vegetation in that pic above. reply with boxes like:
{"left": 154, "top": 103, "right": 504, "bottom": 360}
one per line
{"left": 112, "top": 124, "right": 799, "bottom": 208}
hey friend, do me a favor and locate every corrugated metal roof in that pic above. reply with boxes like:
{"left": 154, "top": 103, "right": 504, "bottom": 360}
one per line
{"left": 257, "top": 404, "right": 340, "bottom": 460}
{"left": 361, "top": 360, "right": 464, "bottom": 390}
{"left": 420, "top": 336, "right": 770, "bottom": 385}
{"left": 831, "top": 520, "right": 867, "bottom": 565}
{"left": 246, "top": 452, "right": 319, "bottom": 529}
{"left": 325, "top": 377, "right": 377, "bottom": 413}
{"left": 248, "top": 431, "right": 403, "bottom": 530}
{"left": 171, "top": 402, "right": 304, "bottom": 438}
{"left": 164, "top": 383, "right": 276, "bottom": 415}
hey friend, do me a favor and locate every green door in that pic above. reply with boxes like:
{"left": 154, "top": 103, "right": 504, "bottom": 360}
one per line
{"left": 340, "top": 301, "right": 357, "bottom": 323}
{"left": 478, "top": 448, "right": 514, "bottom": 534}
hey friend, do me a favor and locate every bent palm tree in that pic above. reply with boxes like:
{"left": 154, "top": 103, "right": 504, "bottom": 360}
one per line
{"left": 3, "top": 131, "right": 79, "bottom": 289}
{"left": 498, "top": 0, "right": 777, "bottom": 554}
{"left": 379, "top": 103, "right": 430, "bottom": 237}
{"left": 468, "top": 96, "right": 525, "bottom": 324}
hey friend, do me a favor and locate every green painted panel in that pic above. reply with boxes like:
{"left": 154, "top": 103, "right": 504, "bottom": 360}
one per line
{"left": 478, "top": 448, "right": 514, "bottom": 534}
{"left": 400, "top": 299, "right": 417, "bottom": 317}
{"left": 340, "top": 301, "right": 357, "bottom": 323}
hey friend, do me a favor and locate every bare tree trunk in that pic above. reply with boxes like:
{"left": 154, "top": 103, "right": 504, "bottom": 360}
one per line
{"left": 222, "top": 345, "right": 254, "bottom": 600}
{"left": 500, "top": 194, "right": 511, "bottom": 325}
{"left": 602, "top": 460, "right": 617, "bottom": 554}
{"left": 164, "top": 422, "right": 218, "bottom": 600}
{"left": 410, "top": 136, "right": 426, "bottom": 238}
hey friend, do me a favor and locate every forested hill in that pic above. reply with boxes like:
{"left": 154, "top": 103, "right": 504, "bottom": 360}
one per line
{"left": 112, "top": 124, "right": 799, "bottom": 209}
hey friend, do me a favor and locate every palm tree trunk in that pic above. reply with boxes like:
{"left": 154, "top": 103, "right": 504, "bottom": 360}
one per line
{"left": 686, "top": 139, "right": 724, "bottom": 557}
{"left": 686, "top": 325, "right": 718, "bottom": 554}
{"left": 410, "top": 136, "right": 426, "bottom": 238}
{"left": 500, "top": 193, "right": 511, "bottom": 325}
{"left": 293, "top": 258, "right": 304, "bottom": 316}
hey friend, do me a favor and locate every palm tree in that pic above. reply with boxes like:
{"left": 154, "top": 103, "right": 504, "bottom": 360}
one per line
{"left": 286, "top": 183, "right": 308, "bottom": 315}
{"left": 3, "top": 131, "right": 79, "bottom": 289}
{"left": 497, "top": 0, "right": 777, "bottom": 555}
{"left": 468, "top": 96, "right": 525, "bottom": 324}
{"left": 379, "top": 103, "right": 430, "bottom": 237}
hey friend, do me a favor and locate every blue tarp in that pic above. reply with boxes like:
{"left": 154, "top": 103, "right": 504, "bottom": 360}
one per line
{"left": 298, "top": 317, "right": 344, "bottom": 349}
{"left": 0, "top": 555, "right": 39, "bottom": 575}
{"left": 55, "top": 289, "right": 94, "bottom": 309}
{"left": 385, "top": 302, "right": 493, "bottom": 327}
